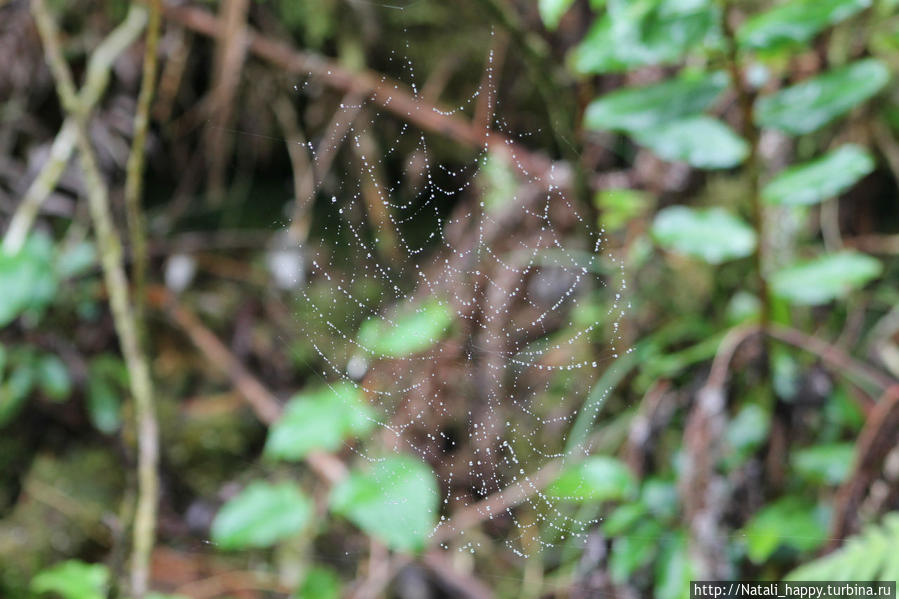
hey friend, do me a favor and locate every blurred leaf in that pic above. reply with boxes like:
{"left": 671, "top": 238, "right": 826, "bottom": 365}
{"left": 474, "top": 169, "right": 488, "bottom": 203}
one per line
{"left": 724, "top": 403, "right": 770, "bottom": 468}
{"left": 655, "top": 532, "right": 694, "bottom": 599}
{"left": 294, "top": 566, "right": 341, "bottom": 599}
{"left": 0, "top": 355, "right": 36, "bottom": 427}
{"left": 572, "top": 0, "right": 720, "bottom": 74}
{"left": 0, "top": 233, "right": 58, "bottom": 326}
{"left": 265, "top": 382, "right": 373, "bottom": 461}
{"left": 547, "top": 456, "right": 637, "bottom": 501}
{"left": 595, "top": 188, "right": 652, "bottom": 231}
{"left": 479, "top": 152, "right": 518, "bottom": 213}
{"left": 31, "top": 560, "right": 109, "bottom": 599}
{"left": 55, "top": 241, "right": 97, "bottom": 279}
{"left": 539, "top": 0, "right": 575, "bottom": 30}
{"left": 357, "top": 298, "right": 453, "bottom": 358}
{"left": 771, "top": 252, "right": 882, "bottom": 305}
{"left": 36, "top": 353, "right": 72, "bottom": 401}
{"left": 609, "top": 520, "right": 661, "bottom": 583}
{"left": 792, "top": 443, "right": 855, "bottom": 485}
{"left": 86, "top": 356, "right": 127, "bottom": 434}
{"left": 651, "top": 206, "right": 756, "bottom": 264}
{"left": 584, "top": 71, "right": 728, "bottom": 133}
{"left": 211, "top": 480, "right": 312, "bottom": 550}
{"left": 602, "top": 502, "right": 648, "bottom": 535}
{"left": 738, "top": 0, "right": 871, "bottom": 52}
{"left": 762, "top": 145, "right": 875, "bottom": 206}
{"left": 642, "top": 478, "right": 680, "bottom": 520}
{"left": 787, "top": 512, "right": 899, "bottom": 581}
{"left": 726, "top": 291, "right": 761, "bottom": 324}
{"left": 742, "top": 497, "right": 828, "bottom": 563}
{"left": 634, "top": 116, "right": 749, "bottom": 168}
{"left": 755, "top": 59, "right": 890, "bottom": 135}
{"left": 330, "top": 455, "right": 438, "bottom": 553}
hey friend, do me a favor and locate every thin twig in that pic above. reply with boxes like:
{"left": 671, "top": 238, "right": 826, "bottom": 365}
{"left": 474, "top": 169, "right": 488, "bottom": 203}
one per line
{"left": 30, "top": 4, "right": 159, "bottom": 598}
{"left": 124, "top": 0, "right": 161, "bottom": 328}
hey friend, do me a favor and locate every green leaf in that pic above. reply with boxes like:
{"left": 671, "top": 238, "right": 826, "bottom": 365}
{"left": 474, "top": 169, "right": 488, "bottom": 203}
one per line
{"left": 738, "top": 0, "right": 871, "bottom": 52}
{"left": 330, "top": 455, "right": 438, "bottom": 553}
{"left": 55, "top": 241, "right": 97, "bottom": 279}
{"left": 294, "top": 566, "right": 341, "bottom": 599}
{"left": 265, "top": 382, "right": 374, "bottom": 461}
{"left": 547, "top": 456, "right": 636, "bottom": 502}
{"left": 634, "top": 116, "right": 749, "bottom": 168}
{"left": 609, "top": 520, "right": 661, "bottom": 583}
{"left": 755, "top": 59, "right": 890, "bottom": 135}
{"left": 787, "top": 512, "right": 899, "bottom": 581}
{"left": 357, "top": 298, "right": 453, "bottom": 358}
{"left": 539, "top": 0, "right": 575, "bottom": 30}
{"left": 584, "top": 71, "right": 729, "bottom": 133}
{"left": 86, "top": 356, "right": 127, "bottom": 434}
{"left": 595, "top": 188, "right": 653, "bottom": 231}
{"left": 655, "top": 532, "right": 694, "bottom": 599}
{"left": 651, "top": 206, "right": 756, "bottom": 264}
{"left": 762, "top": 145, "right": 875, "bottom": 206}
{"left": 0, "top": 359, "right": 36, "bottom": 427}
{"left": 571, "top": 0, "right": 720, "bottom": 74}
{"left": 36, "top": 353, "right": 72, "bottom": 401}
{"left": 724, "top": 403, "right": 770, "bottom": 469}
{"left": 602, "top": 502, "right": 648, "bottom": 535}
{"left": 0, "top": 233, "right": 58, "bottom": 326}
{"left": 31, "top": 560, "right": 109, "bottom": 599}
{"left": 742, "top": 497, "right": 828, "bottom": 563}
{"left": 771, "top": 252, "right": 882, "bottom": 305}
{"left": 792, "top": 443, "right": 855, "bottom": 485}
{"left": 211, "top": 480, "right": 313, "bottom": 550}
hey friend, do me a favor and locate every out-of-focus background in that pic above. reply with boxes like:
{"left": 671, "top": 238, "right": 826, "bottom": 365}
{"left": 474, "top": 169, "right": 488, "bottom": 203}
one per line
{"left": 1, "top": 0, "right": 899, "bottom": 597}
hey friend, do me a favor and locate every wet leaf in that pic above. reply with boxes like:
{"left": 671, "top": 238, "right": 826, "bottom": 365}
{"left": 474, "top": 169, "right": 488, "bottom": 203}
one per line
{"left": 571, "top": 0, "right": 720, "bottom": 74}
{"left": 762, "top": 145, "right": 875, "bottom": 206}
{"left": 634, "top": 116, "right": 749, "bottom": 168}
{"left": 547, "top": 456, "right": 636, "bottom": 501}
{"left": 265, "top": 382, "right": 374, "bottom": 461}
{"left": 771, "top": 252, "right": 882, "bottom": 305}
{"left": 738, "top": 0, "right": 871, "bottom": 52}
{"left": 31, "top": 560, "right": 109, "bottom": 599}
{"left": 755, "top": 59, "right": 890, "bottom": 135}
{"left": 330, "top": 455, "right": 438, "bottom": 553}
{"left": 357, "top": 298, "right": 454, "bottom": 358}
{"left": 211, "top": 480, "right": 313, "bottom": 550}
{"left": 584, "top": 71, "right": 729, "bottom": 133}
{"left": 651, "top": 206, "right": 756, "bottom": 263}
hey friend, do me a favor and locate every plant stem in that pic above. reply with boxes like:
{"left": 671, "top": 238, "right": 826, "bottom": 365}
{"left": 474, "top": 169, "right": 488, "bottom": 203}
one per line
{"left": 125, "top": 0, "right": 161, "bottom": 329}
{"left": 721, "top": 4, "right": 771, "bottom": 361}
{"left": 30, "top": 3, "right": 159, "bottom": 598}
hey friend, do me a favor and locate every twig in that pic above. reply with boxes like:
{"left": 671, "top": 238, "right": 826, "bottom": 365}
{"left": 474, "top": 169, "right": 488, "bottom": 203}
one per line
{"left": 768, "top": 324, "right": 896, "bottom": 394}
{"left": 124, "top": 0, "right": 161, "bottom": 328}
{"left": 30, "top": 3, "right": 159, "bottom": 597}
{"left": 158, "top": 2, "right": 555, "bottom": 178}
{"left": 2, "top": 119, "right": 76, "bottom": 254}
{"left": 5, "top": 2, "right": 153, "bottom": 253}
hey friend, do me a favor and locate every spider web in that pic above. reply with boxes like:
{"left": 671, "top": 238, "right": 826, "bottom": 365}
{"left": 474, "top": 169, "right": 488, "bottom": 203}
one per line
{"left": 282, "top": 14, "right": 632, "bottom": 556}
